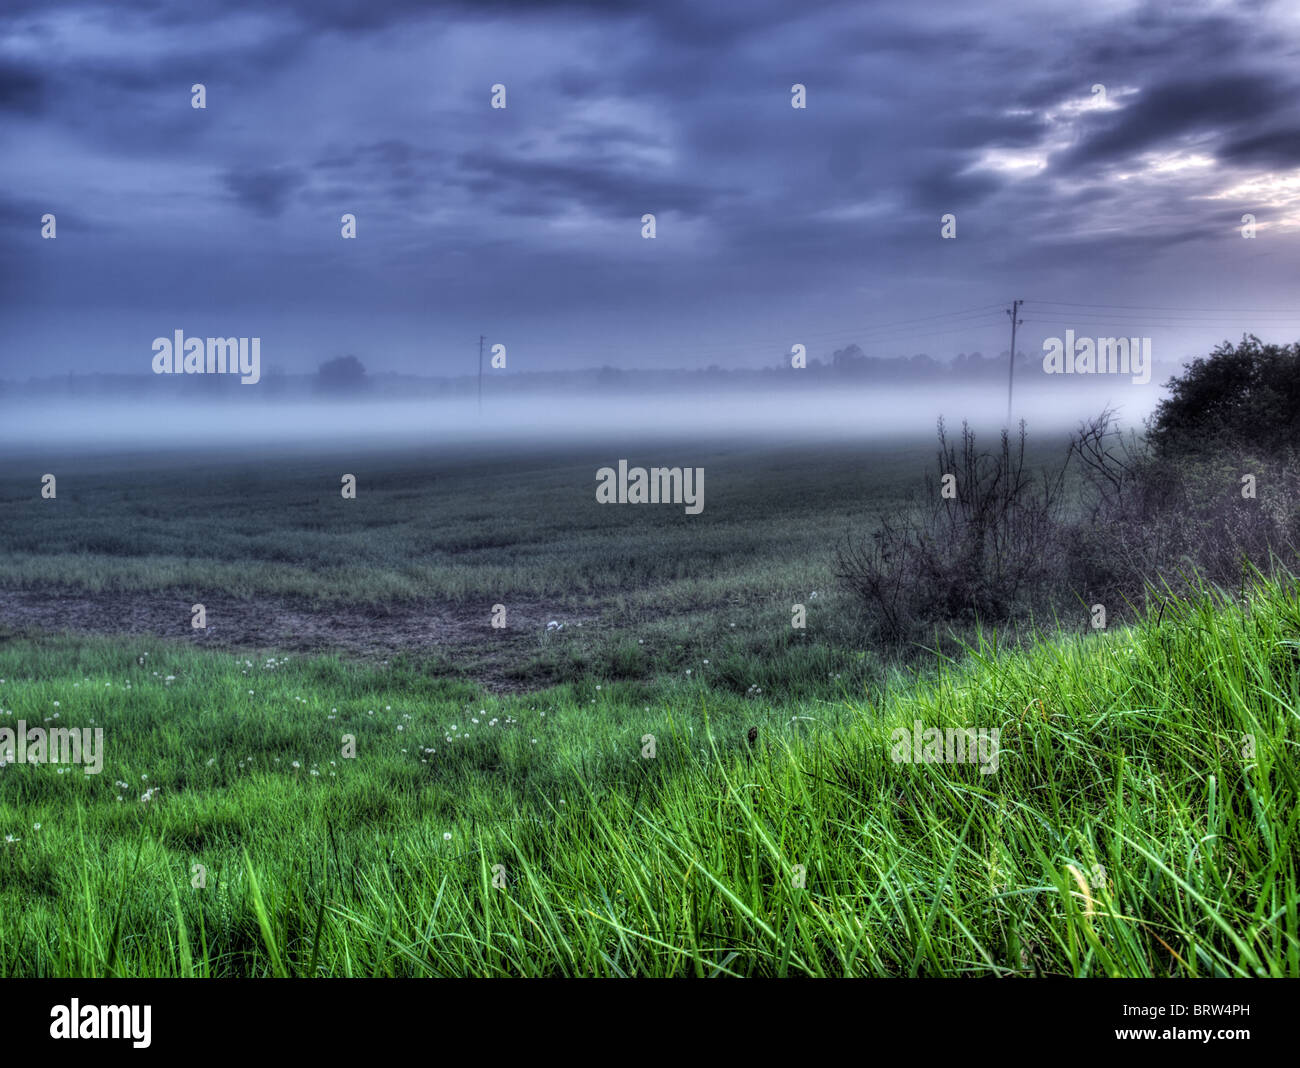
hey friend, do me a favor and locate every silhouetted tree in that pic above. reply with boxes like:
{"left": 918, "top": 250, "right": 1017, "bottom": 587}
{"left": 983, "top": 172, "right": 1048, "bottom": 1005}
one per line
{"left": 316, "top": 355, "right": 368, "bottom": 394}
{"left": 595, "top": 365, "right": 626, "bottom": 389}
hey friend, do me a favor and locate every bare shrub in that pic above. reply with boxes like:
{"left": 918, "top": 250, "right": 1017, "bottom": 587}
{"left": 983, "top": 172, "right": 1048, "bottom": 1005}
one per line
{"left": 836, "top": 418, "right": 1068, "bottom": 640}
{"left": 839, "top": 408, "right": 1300, "bottom": 643}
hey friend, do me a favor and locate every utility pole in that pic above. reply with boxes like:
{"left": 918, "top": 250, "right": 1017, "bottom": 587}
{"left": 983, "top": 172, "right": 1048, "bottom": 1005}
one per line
{"left": 477, "top": 334, "right": 485, "bottom": 415}
{"left": 1005, "top": 299, "right": 1022, "bottom": 427}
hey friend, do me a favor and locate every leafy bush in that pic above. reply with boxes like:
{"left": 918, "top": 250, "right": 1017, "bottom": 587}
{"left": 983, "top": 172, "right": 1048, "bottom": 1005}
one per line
{"left": 1148, "top": 334, "right": 1300, "bottom": 458}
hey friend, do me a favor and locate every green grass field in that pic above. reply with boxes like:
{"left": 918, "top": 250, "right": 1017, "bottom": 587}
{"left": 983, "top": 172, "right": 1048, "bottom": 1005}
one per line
{"left": 0, "top": 438, "right": 928, "bottom": 605}
{"left": 0, "top": 437, "right": 943, "bottom": 690}
{"left": 0, "top": 437, "right": 1296, "bottom": 976}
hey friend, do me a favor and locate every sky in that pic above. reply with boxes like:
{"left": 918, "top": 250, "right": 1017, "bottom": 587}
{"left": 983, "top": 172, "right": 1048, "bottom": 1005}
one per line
{"left": 2, "top": 0, "right": 1299, "bottom": 380}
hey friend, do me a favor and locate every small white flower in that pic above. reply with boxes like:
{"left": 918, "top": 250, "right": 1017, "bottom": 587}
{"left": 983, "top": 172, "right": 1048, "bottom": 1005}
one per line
{"left": 443, "top": 832, "right": 452, "bottom": 841}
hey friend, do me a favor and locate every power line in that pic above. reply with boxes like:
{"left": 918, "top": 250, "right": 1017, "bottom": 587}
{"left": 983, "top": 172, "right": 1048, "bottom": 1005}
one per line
{"left": 1024, "top": 310, "right": 1300, "bottom": 324}
{"left": 1020, "top": 314, "right": 1300, "bottom": 328}
{"left": 1026, "top": 298, "right": 1300, "bottom": 315}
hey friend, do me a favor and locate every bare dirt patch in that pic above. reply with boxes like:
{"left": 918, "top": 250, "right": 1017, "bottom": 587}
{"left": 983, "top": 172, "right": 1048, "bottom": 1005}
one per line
{"left": 0, "top": 587, "right": 597, "bottom": 691}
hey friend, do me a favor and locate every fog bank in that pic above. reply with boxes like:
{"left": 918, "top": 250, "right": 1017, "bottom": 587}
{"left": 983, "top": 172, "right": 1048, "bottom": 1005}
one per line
{"left": 0, "top": 382, "right": 1159, "bottom": 455}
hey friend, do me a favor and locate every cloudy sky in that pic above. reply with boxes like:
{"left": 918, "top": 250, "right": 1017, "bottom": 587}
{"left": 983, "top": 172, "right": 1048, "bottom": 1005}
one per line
{"left": 2, "top": 0, "right": 1299, "bottom": 379}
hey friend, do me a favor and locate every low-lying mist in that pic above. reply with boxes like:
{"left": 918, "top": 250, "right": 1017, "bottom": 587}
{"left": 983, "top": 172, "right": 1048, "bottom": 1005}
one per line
{"left": 0, "top": 382, "right": 1159, "bottom": 456}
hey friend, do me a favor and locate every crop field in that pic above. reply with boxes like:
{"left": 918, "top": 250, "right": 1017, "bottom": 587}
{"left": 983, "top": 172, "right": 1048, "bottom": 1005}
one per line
{"left": 0, "top": 436, "right": 942, "bottom": 688}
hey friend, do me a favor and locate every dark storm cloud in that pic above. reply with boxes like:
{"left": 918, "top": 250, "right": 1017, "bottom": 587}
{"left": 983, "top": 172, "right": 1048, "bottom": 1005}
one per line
{"left": 0, "top": 193, "right": 50, "bottom": 226}
{"left": 987, "top": 12, "right": 1264, "bottom": 134}
{"left": 314, "top": 140, "right": 441, "bottom": 173}
{"left": 1081, "top": 8, "right": 1257, "bottom": 66}
{"left": 223, "top": 166, "right": 308, "bottom": 217}
{"left": 1055, "top": 74, "right": 1293, "bottom": 172}
{"left": 937, "top": 111, "right": 1051, "bottom": 152}
{"left": 0, "top": 0, "right": 645, "bottom": 31}
{"left": 2, "top": 0, "right": 1299, "bottom": 379}
{"left": 18, "top": 0, "right": 726, "bottom": 37}
{"left": 1219, "top": 128, "right": 1300, "bottom": 169}
{"left": 904, "top": 166, "right": 1002, "bottom": 213}
{"left": 246, "top": 0, "right": 659, "bottom": 32}
{"left": 0, "top": 58, "right": 44, "bottom": 113}
{"left": 311, "top": 140, "right": 446, "bottom": 204}
{"left": 453, "top": 149, "right": 728, "bottom": 218}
